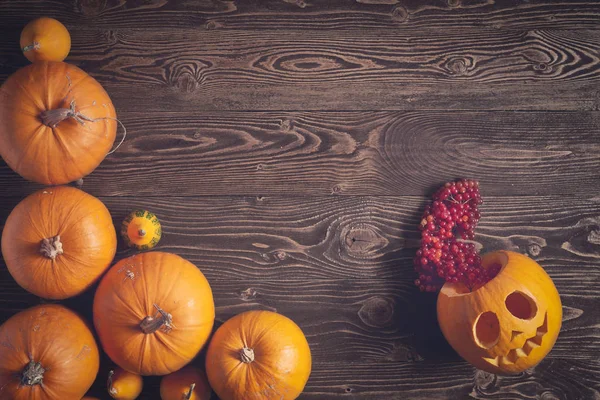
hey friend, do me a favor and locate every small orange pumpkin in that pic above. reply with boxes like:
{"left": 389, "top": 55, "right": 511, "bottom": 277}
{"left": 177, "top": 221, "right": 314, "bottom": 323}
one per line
{"left": 108, "top": 367, "right": 144, "bottom": 400}
{"left": 160, "top": 366, "right": 211, "bottom": 400}
{"left": 437, "top": 250, "right": 562, "bottom": 374}
{"left": 20, "top": 17, "right": 71, "bottom": 62}
{"left": 93, "top": 252, "right": 215, "bottom": 376}
{"left": 121, "top": 210, "right": 162, "bottom": 250}
{"left": 206, "top": 310, "right": 311, "bottom": 400}
{"left": 0, "top": 304, "right": 100, "bottom": 400}
{"left": 0, "top": 61, "right": 117, "bottom": 185}
{"left": 1, "top": 186, "right": 117, "bottom": 299}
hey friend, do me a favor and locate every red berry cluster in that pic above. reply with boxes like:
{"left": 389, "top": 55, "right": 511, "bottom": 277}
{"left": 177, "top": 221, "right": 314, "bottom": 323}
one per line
{"left": 414, "top": 179, "right": 499, "bottom": 292}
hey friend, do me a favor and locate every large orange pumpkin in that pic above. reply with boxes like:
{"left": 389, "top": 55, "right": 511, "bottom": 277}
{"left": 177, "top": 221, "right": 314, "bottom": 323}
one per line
{"left": 20, "top": 17, "right": 71, "bottom": 62}
{"left": 160, "top": 366, "right": 211, "bottom": 400}
{"left": 206, "top": 310, "right": 311, "bottom": 400}
{"left": 1, "top": 186, "right": 117, "bottom": 299}
{"left": 93, "top": 252, "right": 215, "bottom": 376}
{"left": 0, "top": 304, "right": 100, "bottom": 400}
{"left": 0, "top": 61, "right": 117, "bottom": 185}
{"left": 437, "top": 250, "right": 562, "bottom": 374}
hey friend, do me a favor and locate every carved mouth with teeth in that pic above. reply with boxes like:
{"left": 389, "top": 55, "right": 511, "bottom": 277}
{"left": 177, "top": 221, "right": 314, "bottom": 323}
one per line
{"left": 483, "top": 312, "right": 548, "bottom": 367}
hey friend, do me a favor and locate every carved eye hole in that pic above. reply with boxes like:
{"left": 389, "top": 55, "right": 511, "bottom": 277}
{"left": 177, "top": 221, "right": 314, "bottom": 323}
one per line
{"left": 505, "top": 291, "right": 537, "bottom": 320}
{"left": 474, "top": 311, "right": 500, "bottom": 349}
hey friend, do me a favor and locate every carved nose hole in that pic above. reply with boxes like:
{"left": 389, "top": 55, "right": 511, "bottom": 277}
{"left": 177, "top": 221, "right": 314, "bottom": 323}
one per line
{"left": 510, "top": 330, "right": 524, "bottom": 341}
{"left": 505, "top": 291, "right": 537, "bottom": 320}
{"left": 474, "top": 311, "right": 500, "bottom": 349}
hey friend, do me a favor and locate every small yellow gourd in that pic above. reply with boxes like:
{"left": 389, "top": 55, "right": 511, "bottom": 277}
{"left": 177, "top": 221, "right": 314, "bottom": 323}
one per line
{"left": 108, "top": 367, "right": 143, "bottom": 400}
{"left": 121, "top": 210, "right": 162, "bottom": 250}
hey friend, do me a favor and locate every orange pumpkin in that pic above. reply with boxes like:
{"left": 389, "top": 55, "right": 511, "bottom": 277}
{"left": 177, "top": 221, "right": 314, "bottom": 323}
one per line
{"left": 160, "top": 366, "right": 211, "bottom": 400}
{"left": 0, "top": 304, "right": 100, "bottom": 399}
{"left": 437, "top": 250, "right": 562, "bottom": 374}
{"left": 93, "top": 252, "right": 215, "bottom": 376}
{"left": 0, "top": 61, "right": 117, "bottom": 185}
{"left": 1, "top": 186, "right": 117, "bottom": 299}
{"left": 108, "top": 367, "right": 143, "bottom": 400}
{"left": 20, "top": 17, "right": 71, "bottom": 62}
{"left": 206, "top": 310, "right": 311, "bottom": 400}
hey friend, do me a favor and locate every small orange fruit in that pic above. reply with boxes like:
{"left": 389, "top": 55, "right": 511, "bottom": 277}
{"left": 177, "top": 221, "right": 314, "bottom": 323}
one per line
{"left": 20, "top": 17, "right": 71, "bottom": 62}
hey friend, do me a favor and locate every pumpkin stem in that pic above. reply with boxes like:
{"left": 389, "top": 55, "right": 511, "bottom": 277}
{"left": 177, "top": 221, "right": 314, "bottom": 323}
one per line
{"left": 22, "top": 42, "right": 40, "bottom": 53}
{"left": 40, "top": 235, "right": 63, "bottom": 259}
{"left": 39, "top": 99, "right": 128, "bottom": 156}
{"left": 240, "top": 347, "right": 255, "bottom": 363}
{"left": 107, "top": 370, "right": 117, "bottom": 395}
{"left": 140, "top": 304, "right": 173, "bottom": 334}
{"left": 138, "top": 229, "right": 146, "bottom": 237}
{"left": 184, "top": 383, "right": 196, "bottom": 400}
{"left": 21, "top": 360, "right": 45, "bottom": 386}
{"left": 40, "top": 100, "right": 91, "bottom": 128}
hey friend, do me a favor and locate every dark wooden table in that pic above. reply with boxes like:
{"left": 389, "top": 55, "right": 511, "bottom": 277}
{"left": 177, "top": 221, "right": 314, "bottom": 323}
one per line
{"left": 1, "top": 1, "right": 599, "bottom": 399}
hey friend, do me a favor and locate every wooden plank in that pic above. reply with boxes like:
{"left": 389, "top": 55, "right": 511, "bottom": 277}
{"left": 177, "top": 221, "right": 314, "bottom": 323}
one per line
{"left": 82, "top": 358, "right": 600, "bottom": 399}
{"left": 0, "top": 0, "right": 599, "bottom": 31}
{"left": 1, "top": 195, "right": 599, "bottom": 283}
{"left": 1, "top": 29, "right": 600, "bottom": 110}
{"left": 300, "top": 359, "right": 600, "bottom": 399}
{"left": 1, "top": 275, "right": 597, "bottom": 363}
{"left": 0, "top": 111, "right": 598, "bottom": 197}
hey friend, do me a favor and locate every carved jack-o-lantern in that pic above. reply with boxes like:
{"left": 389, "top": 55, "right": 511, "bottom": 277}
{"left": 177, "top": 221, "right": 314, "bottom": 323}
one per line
{"left": 437, "top": 250, "right": 562, "bottom": 374}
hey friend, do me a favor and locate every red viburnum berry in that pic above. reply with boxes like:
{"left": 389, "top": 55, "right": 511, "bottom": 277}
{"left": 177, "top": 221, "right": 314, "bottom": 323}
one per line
{"left": 414, "top": 179, "right": 497, "bottom": 292}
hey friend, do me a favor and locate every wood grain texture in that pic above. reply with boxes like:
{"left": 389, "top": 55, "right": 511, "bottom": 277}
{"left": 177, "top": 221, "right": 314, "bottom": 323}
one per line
{"left": 2, "top": 28, "right": 600, "bottom": 110}
{"left": 1, "top": 195, "right": 599, "bottom": 283}
{"left": 1, "top": 269, "right": 599, "bottom": 399}
{"left": 1, "top": 1, "right": 599, "bottom": 399}
{"left": 0, "top": 0, "right": 599, "bottom": 31}
{"left": 1, "top": 195, "right": 598, "bottom": 368}
{"left": 1, "top": 111, "right": 598, "bottom": 197}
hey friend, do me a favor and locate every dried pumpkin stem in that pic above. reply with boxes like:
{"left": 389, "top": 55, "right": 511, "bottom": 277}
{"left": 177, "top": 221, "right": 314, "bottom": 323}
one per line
{"left": 21, "top": 360, "right": 45, "bottom": 386}
{"left": 40, "top": 235, "right": 63, "bottom": 259}
{"left": 140, "top": 304, "right": 173, "bottom": 334}
{"left": 22, "top": 42, "right": 40, "bottom": 53}
{"left": 138, "top": 229, "right": 146, "bottom": 237}
{"left": 107, "top": 370, "right": 116, "bottom": 395}
{"left": 240, "top": 347, "right": 255, "bottom": 363}
{"left": 184, "top": 383, "right": 196, "bottom": 400}
{"left": 39, "top": 99, "right": 127, "bottom": 155}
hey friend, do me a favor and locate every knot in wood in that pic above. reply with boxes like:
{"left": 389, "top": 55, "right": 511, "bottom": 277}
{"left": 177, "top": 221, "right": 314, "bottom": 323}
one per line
{"left": 447, "top": 0, "right": 461, "bottom": 7}
{"left": 540, "top": 391, "right": 562, "bottom": 400}
{"left": 534, "top": 63, "right": 553, "bottom": 73}
{"left": 279, "top": 119, "right": 293, "bottom": 131}
{"left": 77, "top": 0, "right": 107, "bottom": 16}
{"left": 446, "top": 57, "right": 473, "bottom": 76}
{"left": 358, "top": 296, "right": 394, "bottom": 328}
{"left": 473, "top": 370, "right": 496, "bottom": 390}
{"left": 527, "top": 243, "right": 542, "bottom": 257}
{"left": 587, "top": 229, "right": 600, "bottom": 245}
{"left": 342, "top": 224, "right": 388, "bottom": 259}
{"left": 175, "top": 73, "right": 201, "bottom": 93}
{"left": 391, "top": 5, "right": 408, "bottom": 22}
{"left": 239, "top": 288, "right": 257, "bottom": 301}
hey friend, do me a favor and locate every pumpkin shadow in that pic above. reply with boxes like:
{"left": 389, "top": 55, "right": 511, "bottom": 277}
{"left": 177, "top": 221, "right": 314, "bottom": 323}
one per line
{"left": 0, "top": 28, "right": 29, "bottom": 83}
{"left": 383, "top": 190, "right": 460, "bottom": 364}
